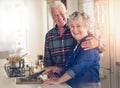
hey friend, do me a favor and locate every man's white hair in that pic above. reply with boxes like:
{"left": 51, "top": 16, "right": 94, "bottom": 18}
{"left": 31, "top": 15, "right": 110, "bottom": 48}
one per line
{"left": 49, "top": 1, "right": 67, "bottom": 16}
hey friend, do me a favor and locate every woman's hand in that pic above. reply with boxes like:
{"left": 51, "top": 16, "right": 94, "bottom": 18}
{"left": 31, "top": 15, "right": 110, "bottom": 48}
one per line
{"left": 43, "top": 79, "right": 60, "bottom": 85}
{"left": 43, "top": 73, "right": 72, "bottom": 85}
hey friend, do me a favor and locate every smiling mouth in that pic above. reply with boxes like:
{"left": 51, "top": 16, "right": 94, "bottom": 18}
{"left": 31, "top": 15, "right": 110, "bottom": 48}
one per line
{"left": 59, "top": 17, "right": 66, "bottom": 22}
{"left": 74, "top": 32, "right": 80, "bottom": 35}
{"left": 59, "top": 19, "right": 64, "bottom": 23}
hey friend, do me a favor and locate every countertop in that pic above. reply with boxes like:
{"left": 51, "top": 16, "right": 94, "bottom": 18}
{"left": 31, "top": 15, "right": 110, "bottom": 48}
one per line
{"left": 0, "top": 59, "right": 71, "bottom": 88}
{"left": 16, "top": 83, "right": 71, "bottom": 88}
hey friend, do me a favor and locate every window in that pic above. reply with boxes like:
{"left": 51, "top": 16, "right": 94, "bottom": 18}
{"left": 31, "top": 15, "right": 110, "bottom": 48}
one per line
{"left": 0, "top": 0, "right": 29, "bottom": 56}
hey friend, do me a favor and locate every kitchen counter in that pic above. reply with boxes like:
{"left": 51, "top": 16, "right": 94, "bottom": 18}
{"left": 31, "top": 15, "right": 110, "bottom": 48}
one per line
{"left": 15, "top": 72, "right": 71, "bottom": 88}
{"left": 16, "top": 83, "right": 71, "bottom": 88}
{"left": 0, "top": 59, "right": 71, "bottom": 88}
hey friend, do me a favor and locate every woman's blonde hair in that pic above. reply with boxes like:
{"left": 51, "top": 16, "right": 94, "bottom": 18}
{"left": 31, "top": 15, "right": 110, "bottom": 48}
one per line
{"left": 69, "top": 11, "right": 93, "bottom": 34}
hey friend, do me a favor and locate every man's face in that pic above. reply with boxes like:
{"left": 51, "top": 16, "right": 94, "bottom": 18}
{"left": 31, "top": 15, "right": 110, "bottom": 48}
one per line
{"left": 51, "top": 6, "right": 68, "bottom": 27}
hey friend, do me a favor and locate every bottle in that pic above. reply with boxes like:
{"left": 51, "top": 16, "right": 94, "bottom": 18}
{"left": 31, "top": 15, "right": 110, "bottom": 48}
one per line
{"left": 38, "top": 55, "right": 44, "bottom": 69}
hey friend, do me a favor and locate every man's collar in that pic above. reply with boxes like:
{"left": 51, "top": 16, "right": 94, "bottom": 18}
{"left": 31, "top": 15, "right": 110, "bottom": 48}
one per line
{"left": 55, "top": 24, "right": 70, "bottom": 32}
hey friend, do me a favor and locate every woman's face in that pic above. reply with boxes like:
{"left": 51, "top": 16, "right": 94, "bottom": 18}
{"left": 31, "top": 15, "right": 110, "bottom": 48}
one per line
{"left": 51, "top": 6, "right": 68, "bottom": 27}
{"left": 69, "top": 19, "right": 88, "bottom": 43}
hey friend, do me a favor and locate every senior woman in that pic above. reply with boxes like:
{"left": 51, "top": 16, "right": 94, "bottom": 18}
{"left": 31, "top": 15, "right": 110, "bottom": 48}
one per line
{"left": 43, "top": 11, "right": 101, "bottom": 88}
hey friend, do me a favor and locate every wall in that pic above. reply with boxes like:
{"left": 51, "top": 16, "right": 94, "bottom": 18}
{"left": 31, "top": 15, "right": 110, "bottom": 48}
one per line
{"left": 67, "top": 0, "right": 78, "bottom": 15}
{"left": 109, "top": 0, "right": 120, "bottom": 88}
{"left": 0, "top": 0, "right": 47, "bottom": 88}
{"left": 25, "top": 0, "right": 47, "bottom": 64}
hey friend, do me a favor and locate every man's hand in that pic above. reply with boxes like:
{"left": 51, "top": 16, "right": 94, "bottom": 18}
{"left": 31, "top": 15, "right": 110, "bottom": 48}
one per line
{"left": 42, "top": 66, "right": 61, "bottom": 75}
{"left": 42, "top": 67, "right": 52, "bottom": 75}
{"left": 81, "top": 36, "right": 99, "bottom": 50}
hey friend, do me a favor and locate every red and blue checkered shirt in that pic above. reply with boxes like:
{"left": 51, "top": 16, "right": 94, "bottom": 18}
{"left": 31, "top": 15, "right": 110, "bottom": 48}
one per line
{"left": 44, "top": 24, "right": 76, "bottom": 68}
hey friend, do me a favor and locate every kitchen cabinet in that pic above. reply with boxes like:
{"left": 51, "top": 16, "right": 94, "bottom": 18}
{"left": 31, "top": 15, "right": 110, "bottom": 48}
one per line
{"left": 116, "top": 62, "right": 120, "bottom": 88}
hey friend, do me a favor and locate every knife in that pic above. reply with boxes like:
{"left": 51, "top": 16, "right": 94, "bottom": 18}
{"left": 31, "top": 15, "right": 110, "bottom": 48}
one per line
{"left": 28, "top": 70, "right": 45, "bottom": 79}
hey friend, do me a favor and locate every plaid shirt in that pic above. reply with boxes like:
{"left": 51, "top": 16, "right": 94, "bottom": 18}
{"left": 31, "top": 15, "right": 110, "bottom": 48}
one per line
{"left": 44, "top": 24, "right": 76, "bottom": 68}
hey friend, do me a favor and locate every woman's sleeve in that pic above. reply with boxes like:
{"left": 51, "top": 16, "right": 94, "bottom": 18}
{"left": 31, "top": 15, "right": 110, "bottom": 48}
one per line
{"left": 66, "top": 49, "right": 99, "bottom": 78}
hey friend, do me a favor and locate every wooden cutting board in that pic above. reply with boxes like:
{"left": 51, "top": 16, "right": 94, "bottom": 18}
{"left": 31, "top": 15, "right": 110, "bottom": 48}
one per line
{"left": 16, "top": 78, "right": 43, "bottom": 84}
